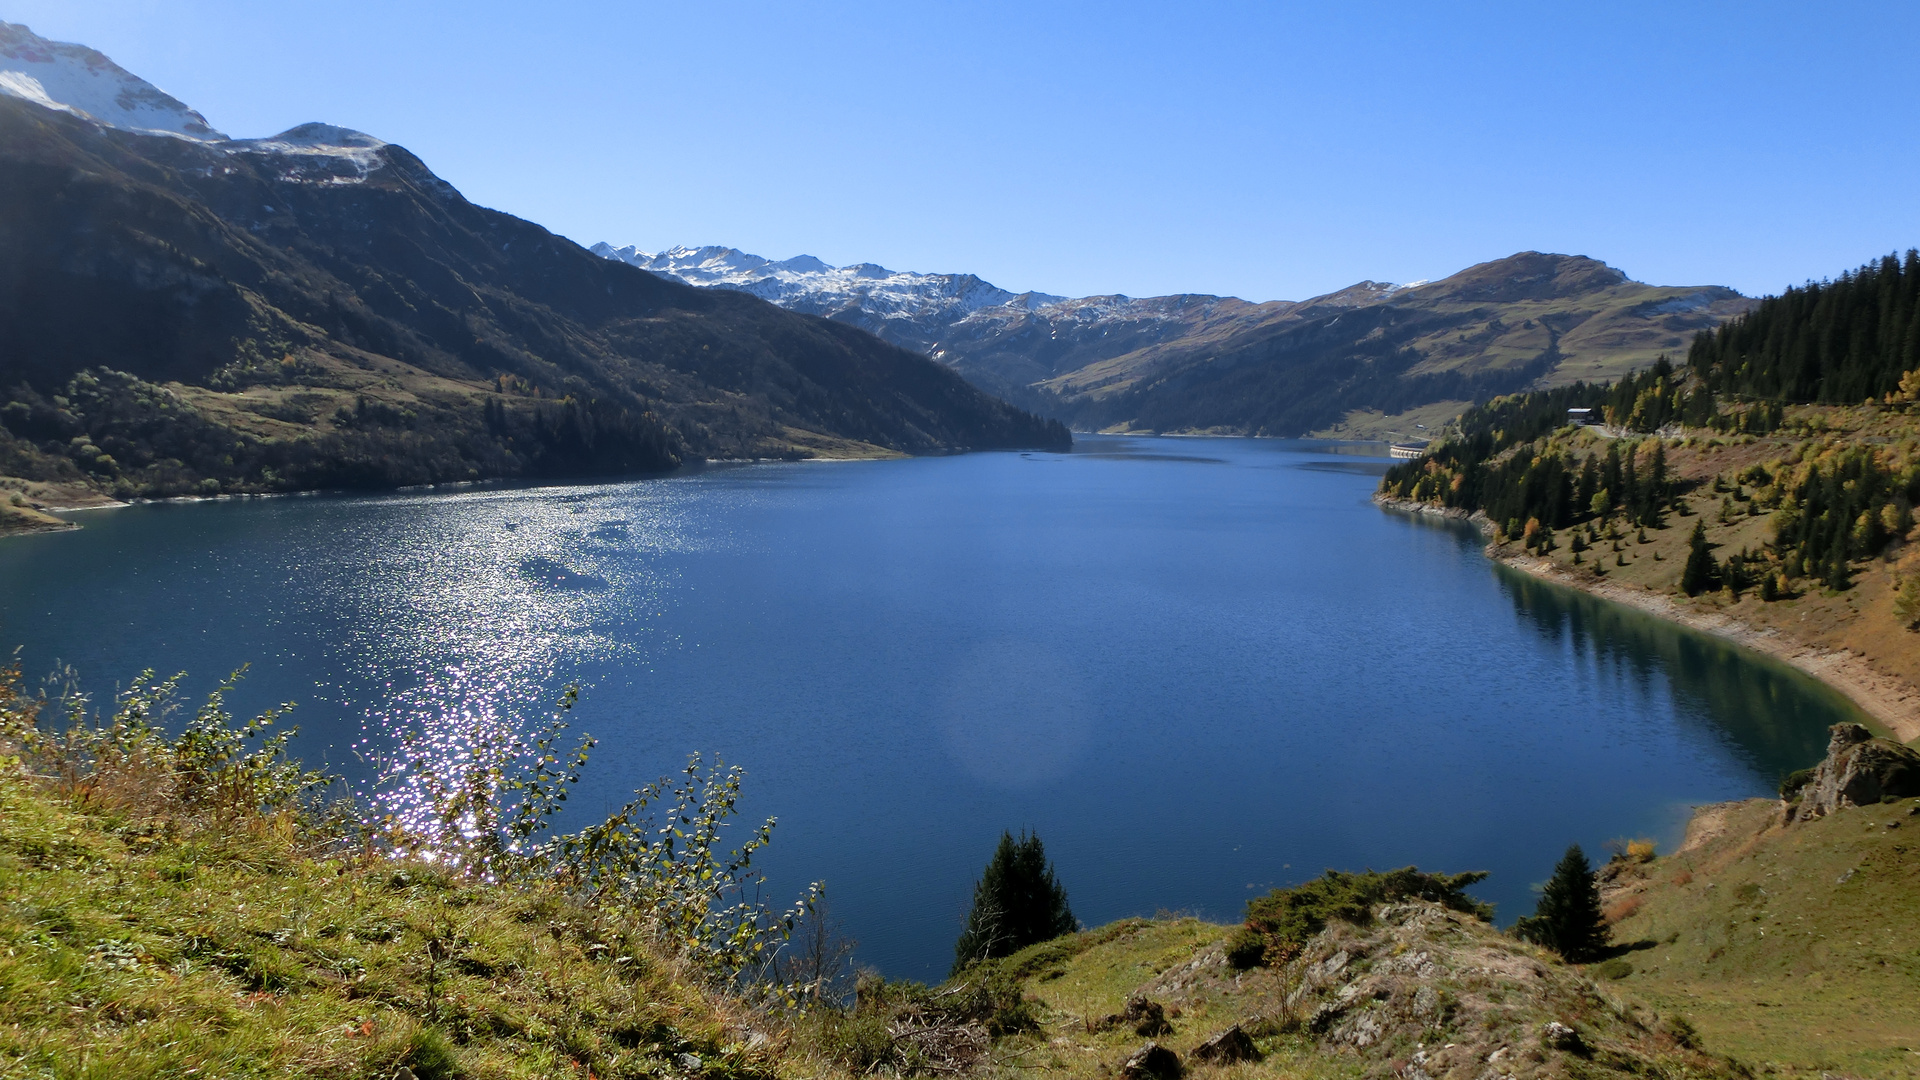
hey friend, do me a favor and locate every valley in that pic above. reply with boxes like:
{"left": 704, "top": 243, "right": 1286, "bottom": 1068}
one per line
{"left": 2, "top": 10, "right": 1916, "bottom": 1080}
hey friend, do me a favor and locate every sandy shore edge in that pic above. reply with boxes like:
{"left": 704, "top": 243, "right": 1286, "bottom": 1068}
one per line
{"left": 1376, "top": 495, "right": 1920, "bottom": 743}
{"left": 0, "top": 519, "right": 81, "bottom": 538}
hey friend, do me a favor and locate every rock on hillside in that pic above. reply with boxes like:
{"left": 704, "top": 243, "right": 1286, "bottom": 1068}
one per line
{"left": 1786, "top": 722, "right": 1920, "bottom": 820}
{"left": 1004, "top": 908, "right": 1735, "bottom": 1080}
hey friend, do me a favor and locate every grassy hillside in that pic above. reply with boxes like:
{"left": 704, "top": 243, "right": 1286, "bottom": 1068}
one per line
{"left": 5, "top": 647, "right": 1911, "bottom": 1079}
{"left": 970, "top": 896, "right": 1739, "bottom": 1080}
{"left": 0, "top": 657, "right": 863, "bottom": 1080}
{"left": 1594, "top": 797, "right": 1920, "bottom": 1078}
{"left": 0, "top": 772, "right": 769, "bottom": 1079}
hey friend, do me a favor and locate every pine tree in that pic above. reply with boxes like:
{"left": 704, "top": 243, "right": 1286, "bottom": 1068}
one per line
{"left": 952, "top": 830, "right": 1076, "bottom": 975}
{"left": 1514, "top": 845, "right": 1609, "bottom": 962}
{"left": 1681, "top": 520, "right": 1717, "bottom": 596}
{"left": 1575, "top": 456, "right": 1599, "bottom": 515}
{"left": 1643, "top": 443, "right": 1668, "bottom": 527}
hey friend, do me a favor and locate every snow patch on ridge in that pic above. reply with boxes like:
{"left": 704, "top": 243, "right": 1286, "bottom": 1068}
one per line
{"left": 225, "top": 122, "right": 390, "bottom": 182}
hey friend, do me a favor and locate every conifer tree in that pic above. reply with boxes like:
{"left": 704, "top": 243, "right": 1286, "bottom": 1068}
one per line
{"left": 1514, "top": 845, "right": 1609, "bottom": 962}
{"left": 951, "top": 830, "right": 1076, "bottom": 975}
{"left": 1689, "top": 250, "right": 1920, "bottom": 402}
{"left": 1645, "top": 444, "right": 1667, "bottom": 526}
{"left": 1601, "top": 444, "right": 1622, "bottom": 513}
{"left": 1681, "top": 520, "right": 1717, "bottom": 596}
{"left": 1575, "top": 456, "right": 1599, "bottom": 512}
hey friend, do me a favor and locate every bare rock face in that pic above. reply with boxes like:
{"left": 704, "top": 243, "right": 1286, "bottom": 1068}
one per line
{"left": 1119, "top": 1041, "right": 1182, "bottom": 1080}
{"left": 1096, "top": 994, "right": 1173, "bottom": 1036}
{"left": 1790, "top": 724, "right": 1920, "bottom": 820}
{"left": 1191, "top": 1024, "right": 1262, "bottom": 1064}
{"left": 1542, "top": 1021, "right": 1586, "bottom": 1054}
{"left": 1068, "top": 899, "right": 1740, "bottom": 1080}
{"left": 1122, "top": 995, "right": 1173, "bottom": 1037}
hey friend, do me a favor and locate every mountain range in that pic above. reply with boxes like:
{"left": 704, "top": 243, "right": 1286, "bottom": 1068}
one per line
{"left": 0, "top": 13, "right": 1758, "bottom": 520}
{"left": 597, "top": 245, "right": 1755, "bottom": 439}
{"left": 0, "top": 22, "right": 1067, "bottom": 508}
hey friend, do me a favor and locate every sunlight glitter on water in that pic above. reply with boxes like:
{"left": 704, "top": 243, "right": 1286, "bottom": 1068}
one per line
{"left": 0, "top": 438, "right": 1868, "bottom": 978}
{"left": 312, "top": 482, "right": 715, "bottom": 810}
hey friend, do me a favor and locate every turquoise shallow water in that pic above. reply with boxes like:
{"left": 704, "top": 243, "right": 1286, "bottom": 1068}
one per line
{"left": 0, "top": 435, "right": 1861, "bottom": 978}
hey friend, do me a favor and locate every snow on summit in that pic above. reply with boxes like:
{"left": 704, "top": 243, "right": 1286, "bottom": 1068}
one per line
{"left": 0, "top": 25, "right": 396, "bottom": 183}
{"left": 0, "top": 21, "right": 225, "bottom": 140}
{"left": 592, "top": 243, "right": 1066, "bottom": 330}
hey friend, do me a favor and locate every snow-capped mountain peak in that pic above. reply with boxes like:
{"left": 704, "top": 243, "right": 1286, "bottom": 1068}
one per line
{"left": 0, "top": 24, "right": 397, "bottom": 186}
{"left": 591, "top": 242, "right": 1070, "bottom": 349}
{"left": 0, "top": 21, "right": 225, "bottom": 141}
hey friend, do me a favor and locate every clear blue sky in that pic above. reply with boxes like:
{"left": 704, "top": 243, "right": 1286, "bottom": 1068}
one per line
{"left": 11, "top": 1, "right": 1918, "bottom": 301}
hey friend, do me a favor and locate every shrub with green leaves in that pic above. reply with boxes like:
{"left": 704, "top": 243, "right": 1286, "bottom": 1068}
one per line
{"left": 547, "top": 753, "right": 822, "bottom": 987}
{"left": 2, "top": 660, "right": 328, "bottom": 821}
{"left": 373, "top": 689, "right": 821, "bottom": 992}
{"left": 1779, "top": 767, "right": 1817, "bottom": 800}
{"left": 1227, "top": 866, "right": 1492, "bottom": 968}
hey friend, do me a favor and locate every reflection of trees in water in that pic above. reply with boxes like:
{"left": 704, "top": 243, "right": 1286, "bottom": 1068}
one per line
{"left": 1495, "top": 567, "right": 1846, "bottom": 780}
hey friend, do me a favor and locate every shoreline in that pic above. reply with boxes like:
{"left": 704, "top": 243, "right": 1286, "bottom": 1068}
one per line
{"left": 0, "top": 518, "right": 81, "bottom": 538}
{"left": 0, "top": 441, "right": 1047, "bottom": 541}
{"left": 1376, "top": 495, "right": 1920, "bottom": 743}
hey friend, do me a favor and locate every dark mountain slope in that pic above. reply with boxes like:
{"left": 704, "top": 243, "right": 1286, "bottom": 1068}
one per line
{"left": 0, "top": 99, "right": 1065, "bottom": 502}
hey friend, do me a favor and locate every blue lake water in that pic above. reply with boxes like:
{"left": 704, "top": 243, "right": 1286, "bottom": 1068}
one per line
{"left": 0, "top": 435, "right": 1861, "bottom": 980}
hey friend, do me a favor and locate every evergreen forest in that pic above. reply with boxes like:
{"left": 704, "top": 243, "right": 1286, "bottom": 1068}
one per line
{"left": 1687, "top": 250, "right": 1920, "bottom": 404}
{"left": 1380, "top": 252, "right": 1920, "bottom": 597}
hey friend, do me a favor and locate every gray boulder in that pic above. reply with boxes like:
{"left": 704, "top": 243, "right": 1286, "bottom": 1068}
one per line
{"left": 1097, "top": 995, "right": 1173, "bottom": 1036}
{"left": 1120, "top": 1041, "right": 1183, "bottom": 1080}
{"left": 1789, "top": 724, "right": 1920, "bottom": 821}
{"left": 1192, "top": 1024, "right": 1263, "bottom": 1064}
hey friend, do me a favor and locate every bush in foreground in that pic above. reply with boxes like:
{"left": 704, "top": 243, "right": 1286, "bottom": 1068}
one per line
{"left": 0, "top": 655, "right": 823, "bottom": 1078}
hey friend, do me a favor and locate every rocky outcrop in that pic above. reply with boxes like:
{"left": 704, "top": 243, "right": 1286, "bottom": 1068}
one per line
{"left": 1190, "top": 1025, "right": 1261, "bottom": 1064}
{"left": 1119, "top": 1041, "right": 1182, "bottom": 1080}
{"left": 1108, "top": 901, "right": 1730, "bottom": 1078}
{"left": 1787, "top": 723, "right": 1920, "bottom": 821}
{"left": 1097, "top": 995, "right": 1173, "bottom": 1036}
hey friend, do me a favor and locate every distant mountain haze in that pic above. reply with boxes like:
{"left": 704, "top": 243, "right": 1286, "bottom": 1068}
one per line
{"left": 0, "top": 21, "right": 1068, "bottom": 505}
{"left": 599, "top": 245, "right": 1754, "bottom": 439}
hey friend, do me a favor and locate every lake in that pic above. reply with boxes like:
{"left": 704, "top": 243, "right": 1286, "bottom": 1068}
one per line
{"left": 0, "top": 435, "right": 1861, "bottom": 980}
